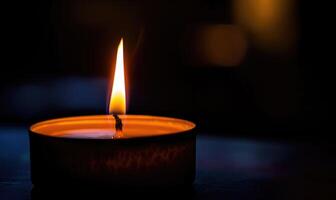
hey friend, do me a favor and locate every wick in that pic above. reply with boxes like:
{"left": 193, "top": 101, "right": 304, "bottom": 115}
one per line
{"left": 112, "top": 114, "right": 123, "bottom": 131}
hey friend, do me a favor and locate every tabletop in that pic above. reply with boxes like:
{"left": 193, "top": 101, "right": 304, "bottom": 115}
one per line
{"left": 1, "top": 126, "right": 335, "bottom": 200}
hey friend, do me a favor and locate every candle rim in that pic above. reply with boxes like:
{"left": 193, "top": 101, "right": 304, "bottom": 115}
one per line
{"left": 30, "top": 115, "right": 196, "bottom": 140}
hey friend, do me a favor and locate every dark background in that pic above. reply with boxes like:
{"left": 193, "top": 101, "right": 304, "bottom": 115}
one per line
{"left": 1, "top": 1, "right": 336, "bottom": 199}
{"left": 0, "top": 0, "right": 332, "bottom": 137}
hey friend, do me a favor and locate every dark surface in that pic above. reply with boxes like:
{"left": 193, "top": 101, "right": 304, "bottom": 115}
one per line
{"left": 1, "top": 126, "right": 335, "bottom": 200}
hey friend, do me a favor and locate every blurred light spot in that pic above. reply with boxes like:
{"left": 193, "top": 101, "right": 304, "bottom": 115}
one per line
{"left": 52, "top": 77, "right": 106, "bottom": 110}
{"left": 197, "top": 135, "right": 293, "bottom": 177}
{"left": 10, "top": 85, "right": 48, "bottom": 118}
{"left": 0, "top": 127, "right": 30, "bottom": 180}
{"left": 233, "top": 0, "right": 297, "bottom": 53}
{"left": 69, "top": 1, "right": 140, "bottom": 28}
{"left": 3, "top": 77, "right": 107, "bottom": 119}
{"left": 193, "top": 24, "right": 247, "bottom": 67}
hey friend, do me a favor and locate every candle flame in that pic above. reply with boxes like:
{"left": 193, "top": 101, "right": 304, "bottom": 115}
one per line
{"left": 109, "top": 38, "right": 126, "bottom": 114}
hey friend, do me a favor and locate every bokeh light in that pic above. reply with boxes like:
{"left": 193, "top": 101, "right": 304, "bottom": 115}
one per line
{"left": 233, "top": 0, "right": 297, "bottom": 53}
{"left": 189, "top": 24, "right": 247, "bottom": 67}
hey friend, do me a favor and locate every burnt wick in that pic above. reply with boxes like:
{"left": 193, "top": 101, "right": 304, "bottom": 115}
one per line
{"left": 112, "top": 114, "right": 123, "bottom": 131}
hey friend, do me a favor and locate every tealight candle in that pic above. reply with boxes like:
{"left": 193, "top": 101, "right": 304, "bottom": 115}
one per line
{"left": 29, "top": 39, "right": 196, "bottom": 188}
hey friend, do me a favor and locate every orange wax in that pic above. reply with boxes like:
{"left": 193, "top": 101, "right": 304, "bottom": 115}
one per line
{"left": 31, "top": 115, "right": 196, "bottom": 139}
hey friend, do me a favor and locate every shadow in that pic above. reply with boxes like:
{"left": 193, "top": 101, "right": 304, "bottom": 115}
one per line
{"left": 31, "top": 185, "right": 196, "bottom": 200}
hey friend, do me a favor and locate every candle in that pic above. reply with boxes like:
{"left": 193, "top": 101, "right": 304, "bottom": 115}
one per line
{"left": 29, "top": 38, "right": 196, "bottom": 188}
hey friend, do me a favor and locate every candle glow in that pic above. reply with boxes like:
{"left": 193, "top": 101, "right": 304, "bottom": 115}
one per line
{"left": 29, "top": 37, "right": 196, "bottom": 187}
{"left": 109, "top": 38, "right": 126, "bottom": 115}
